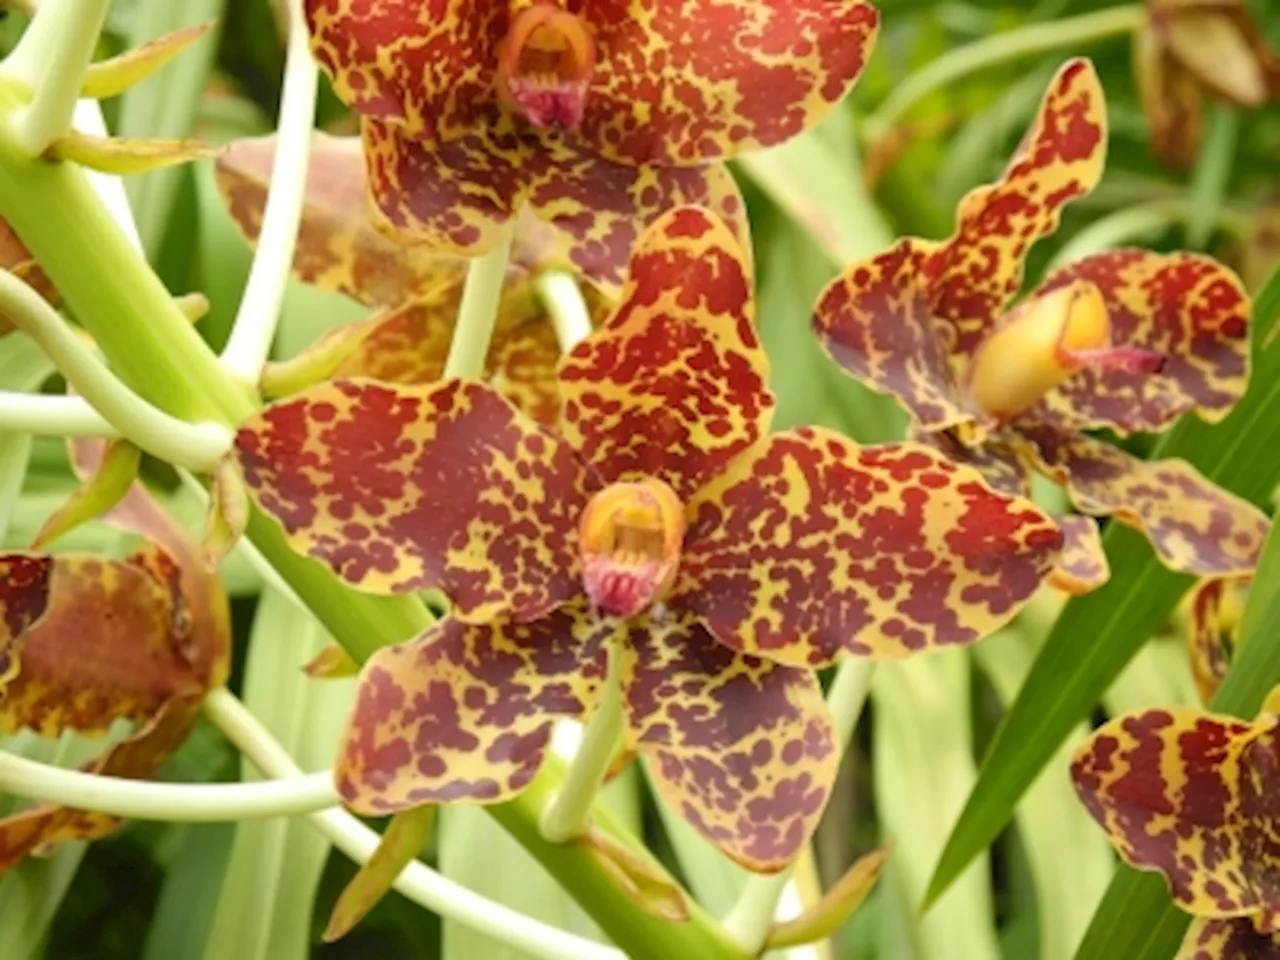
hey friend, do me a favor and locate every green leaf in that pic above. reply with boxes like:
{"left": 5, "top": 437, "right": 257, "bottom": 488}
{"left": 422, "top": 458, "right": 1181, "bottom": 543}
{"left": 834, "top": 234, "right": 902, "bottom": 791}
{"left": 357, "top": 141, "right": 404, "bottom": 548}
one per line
{"left": 142, "top": 824, "right": 237, "bottom": 960}
{"left": 203, "top": 587, "right": 355, "bottom": 960}
{"left": 1073, "top": 514, "right": 1280, "bottom": 960}
{"left": 926, "top": 266, "right": 1280, "bottom": 906}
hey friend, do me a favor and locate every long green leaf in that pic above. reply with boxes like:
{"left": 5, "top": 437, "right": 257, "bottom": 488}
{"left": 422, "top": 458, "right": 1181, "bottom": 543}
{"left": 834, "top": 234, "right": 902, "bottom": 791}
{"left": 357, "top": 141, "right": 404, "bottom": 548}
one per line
{"left": 926, "top": 267, "right": 1280, "bottom": 905}
{"left": 1074, "top": 514, "right": 1280, "bottom": 960}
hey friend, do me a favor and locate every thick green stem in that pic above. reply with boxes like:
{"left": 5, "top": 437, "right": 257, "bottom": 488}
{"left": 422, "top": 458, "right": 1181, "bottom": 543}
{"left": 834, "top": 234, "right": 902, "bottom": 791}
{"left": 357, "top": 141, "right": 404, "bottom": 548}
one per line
{"left": 444, "top": 225, "right": 516, "bottom": 379}
{"left": 537, "top": 269, "right": 595, "bottom": 351}
{"left": 866, "top": 5, "right": 1144, "bottom": 138}
{"left": 722, "top": 658, "right": 877, "bottom": 952}
{"left": 540, "top": 643, "right": 625, "bottom": 843}
{"left": 0, "top": 393, "right": 115, "bottom": 436}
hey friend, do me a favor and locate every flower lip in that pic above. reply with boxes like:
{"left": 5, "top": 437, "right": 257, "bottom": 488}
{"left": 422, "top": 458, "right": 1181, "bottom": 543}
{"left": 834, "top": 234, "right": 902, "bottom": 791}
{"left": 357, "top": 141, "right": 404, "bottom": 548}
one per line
{"left": 580, "top": 478, "right": 685, "bottom": 620}
{"left": 497, "top": 4, "right": 597, "bottom": 130}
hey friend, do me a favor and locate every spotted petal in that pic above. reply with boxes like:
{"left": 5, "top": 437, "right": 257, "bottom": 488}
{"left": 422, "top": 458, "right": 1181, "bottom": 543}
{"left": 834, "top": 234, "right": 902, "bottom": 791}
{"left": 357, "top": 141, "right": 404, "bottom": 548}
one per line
{"left": 813, "top": 238, "right": 972, "bottom": 431}
{"left": 1024, "top": 250, "right": 1251, "bottom": 434}
{"left": 305, "top": 0, "right": 878, "bottom": 167}
{"left": 1016, "top": 426, "right": 1270, "bottom": 578}
{"left": 1177, "top": 917, "right": 1280, "bottom": 960}
{"left": 1135, "top": 20, "right": 1204, "bottom": 169}
{"left": 619, "top": 610, "right": 836, "bottom": 872}
{"left": 216, "top": 131, "right": 559, "bottom": 307}
{"left": 364, "top": 119, "right": 748, "bottom": 289}
{"left": 927, "top": 58, "right": 1107, "bottom": 355}
{"left": 909, "top": 426, "right": 1033, "bottom": 498}
{"left": 1071, "top": 703, "right": 1280, "bottom": 924}
{"left": 1048, "top": 515, "right": 1111, "bottom": 596}
{"left": 673, "top": 427, "right": 1063, "bottom": 668}
{"left": 335, "top": 599, "right": 608, "bottom": 813}
{"left": 237, "top": 380, "right": 593, "bottom": 621}
{"left": 1186, "top": 577, "right": 1249, "bottom": 706}
{"left": 558, "top": 207, "right": 771, "bottom": 500}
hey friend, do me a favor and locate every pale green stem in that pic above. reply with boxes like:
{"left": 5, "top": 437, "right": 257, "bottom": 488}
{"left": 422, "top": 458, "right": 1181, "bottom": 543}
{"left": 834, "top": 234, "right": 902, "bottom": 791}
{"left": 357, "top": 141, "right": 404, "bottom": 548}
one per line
{"left": 4, "top": 0, "right": 110, "bottom": 156}
{"left": 1048, "top": 199, "right": 1252, "bottom": 269}
{"left": 0, "top": 746, "right": 337, "bottom": 820}
{"left": 537, "top": 269, "right": 594, "bottom": 351}
{"left": 203, "top": 688, "right": 622, "bottom": 960}
{"left": 73, "top": 99, "right": 145, "bottom": 252}
{"left": 218, "top": 0, "right": 317, "bottom": 385}
{"left": 722, "top": 658, "right": 878, "bottom": 953}
{"left": 443, "top": 224, "right": 517, "bottom": 379}
{"left": 0, "top": 270, "right": 232, "bottom": 470}
{"left": 866, "top": 5, "right": 1144, "bottom": 138}
{"left": 540, "top": 641, "right": 625, "bottom": 844}
{"left": 0, "top": 392, "right": 115, "bottom": 436}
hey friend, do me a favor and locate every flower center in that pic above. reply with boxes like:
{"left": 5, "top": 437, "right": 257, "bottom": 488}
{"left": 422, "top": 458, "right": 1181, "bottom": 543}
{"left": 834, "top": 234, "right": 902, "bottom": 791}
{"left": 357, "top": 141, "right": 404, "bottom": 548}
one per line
{"left": 497, "top": 4, "right": 596, "bottom": 130}
{"left": 966, "top": 280, "right": 1164, "bottom": 421}
{"left": 579, "top": 478, "right": 684, "bottom": 620}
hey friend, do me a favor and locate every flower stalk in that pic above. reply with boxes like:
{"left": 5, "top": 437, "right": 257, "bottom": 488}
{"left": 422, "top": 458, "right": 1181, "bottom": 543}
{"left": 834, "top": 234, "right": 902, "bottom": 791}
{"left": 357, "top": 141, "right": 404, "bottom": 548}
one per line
{"left": 443, "top": 223, "right": 518, "bottom": 379}
{"left": 537, "top": 269, "right": 595, "bottom": 351}
{"left": 0, "top": 392, "right": 115, "bottom": 436}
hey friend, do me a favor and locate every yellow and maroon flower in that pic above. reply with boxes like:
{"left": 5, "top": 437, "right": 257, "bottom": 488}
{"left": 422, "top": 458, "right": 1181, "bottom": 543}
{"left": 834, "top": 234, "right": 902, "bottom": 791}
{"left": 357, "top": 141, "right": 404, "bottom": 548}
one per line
{"left": 813, "top": 57, "right": 1269, "bottom": 592}
{"left": 1071, "top": 686, "right": 1280, "bottom": 958}
{"left": 1185, "top": 575, "right": 1251, "bottom": 706}
{"left": 302, "top": 0, "right": 878, "bottom": 286}
{"left": 234, "top": 207, "right": 1063, "bottom": 870}
{"left": 217, "top": 131, "right": 616, "bottom": 425}
{"left": 1135, "top": 0, "right": 1280, "bottom": 168}
{"left": 0, "top": 442, "right": 230, "bottom": 871}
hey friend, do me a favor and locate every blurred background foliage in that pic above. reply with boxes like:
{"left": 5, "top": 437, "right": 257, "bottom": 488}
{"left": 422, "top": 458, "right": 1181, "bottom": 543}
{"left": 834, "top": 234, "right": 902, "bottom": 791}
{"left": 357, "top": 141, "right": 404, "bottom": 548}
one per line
{"left": 0, "top": 0, "right": 1277, "bottom": 958}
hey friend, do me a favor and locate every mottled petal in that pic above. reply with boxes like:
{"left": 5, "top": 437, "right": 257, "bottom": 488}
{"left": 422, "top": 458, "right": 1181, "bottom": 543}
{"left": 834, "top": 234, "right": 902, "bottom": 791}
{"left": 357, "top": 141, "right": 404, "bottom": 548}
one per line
{"left": 673, "top": 427, "right": 1063, "bottom": 668}
{"left": 487, "top": 317, "right": 566, "bottom": 426}
{"left": 1135, "top": 22, "right": 1204, "bottom": 169}
{"left": 1048, "top": 515, "right": 1111, "bottom": 596}
{"left": 813, "top": 238, "right": 972, "bottom": 431}
{"left": 1186, "top": 577, "right": 1249, "bottom": 706}
{"left": 1177, "top": 917, "right": 1280, "bottom": 960}
{"left": 0, "top": 693, "right": 202, "bottom": 873}
{"left": 928, "top": 59, "right": 1107, "bottom": 355}
{"left": 1017, "top": 426, "right": 1270, "bottom": 578}
{"left": 335, "top": 600, "right": 608, "bottom": 813}
{"left": 619, "top": 610, "right": 836, "bottom": 872}
{"left": 1025, "top": 250, "right": 1251, "bottom": 434}
{"left": 235, "top": 379, "right": 592, "bottom": 622}
{"left": 908, "top": 426, "right": 1033, "bottom": 498}
{"left": 558, "top": 207, "right": 772, "bottom": 499}
{"left": 0, "top": 555, "right": 53, "bottom": 655}
{"left": 580, "top": 1, "right": 879, "bottom": 166}
{"left": 1071, "top": 704, "right": 1280, "bottom": 923}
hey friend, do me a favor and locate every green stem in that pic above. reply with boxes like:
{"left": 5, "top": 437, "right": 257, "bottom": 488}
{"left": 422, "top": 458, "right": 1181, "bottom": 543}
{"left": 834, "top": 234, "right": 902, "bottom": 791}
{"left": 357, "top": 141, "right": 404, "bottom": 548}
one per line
{"left": 204, "top": 688, "right": 621, "bottom": 960}
{"left": 0, "top": 393, "right": 115, "bottom": 436}
{"left": 443, "top": 225, "right": 516, "bottom": 379}
{"left": 218, "top": 0, "right": 317, "bottom": 385}
{"left": 722, "top": 658, "right": 877, "bottom": 952}
{"left": 536, "top": 269, "right": 594, "bottom": 351}
{"left": 866, "top": 5, "right": 1144, "bottom": 138}
{"left": 540, "top": 641, "right": 625, "bottom": 843}
{"left": 0, "top": 270, "right": 232, "bottom": 469}
{"left": 0, "top": 739, "right": 337, "bottom": 820}
{"left": 3, "top": 0, "right": 109, "bottom": 155}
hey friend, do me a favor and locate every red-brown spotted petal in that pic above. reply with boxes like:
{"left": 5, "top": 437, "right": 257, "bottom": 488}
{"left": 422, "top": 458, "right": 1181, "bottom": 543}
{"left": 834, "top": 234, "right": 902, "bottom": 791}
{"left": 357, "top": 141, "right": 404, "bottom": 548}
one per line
{"left": 928, "top": 59, "right": 1107, "bottom": 355}
{"left": 1048, "top": 515, "right": 1111, "bottom": 596}
{"left": 1070, "top": 704, "right": 1280, "bottom": 922}
{"left": 0, "top": 552, "right": 202, "bottom": 738}
{"left": 0, "top": 556, "right": 53, "bottom": 660}
{"left": 488, "top": 317, "right": 566, "bottom": 427}
{"left": 235, "top": 379, "right": 592, "bottom": 622}
{"left": 814, "top": 238, "right": 972, "bottom": 431}
{"left": 335, "top": 600, "right": 609, "bottom": 814}
{"left": 1017, "top": 426, "right": 1270, "bottom": 579}
{"left": 908, "top": 426, "right": 1033, "bottom": 498}
{"left": 1135, "top": 24, "right": 1205, "bottom": 169}
{"left": 0, "top": 692, "right": 202, "bottom": 874}
{"left": 1185, "top": 577, "right": 1249, "bottom": 706}
{"left": 618, "top": 610, "right": 837, "bottom": 872}
{"left": 558, "top": 207, "right": 771, "bottom": 499}
{"left": 579, "top": 1, "right": 878, "bottom": 166}
{"left": 673, "top": 427, "right": 1063, "bottom": 668}
{"left": 1177, "top": 917, "right": 1280, "bottom": 960}
{"left": 1024, "top": 250, "right": 1251, "bottom": 434}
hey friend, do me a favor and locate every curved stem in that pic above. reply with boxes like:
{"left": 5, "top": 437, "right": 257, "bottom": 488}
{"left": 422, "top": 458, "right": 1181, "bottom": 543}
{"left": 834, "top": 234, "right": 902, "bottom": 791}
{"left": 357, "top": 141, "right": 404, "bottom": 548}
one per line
{"left": 540, "top": 642, "right": 624, "bottom": 843}
{"left": 0, "top": 270, "right": 232, "bottom": 470}
{"left": 0, "top": 392, "right": 116, "bottom": 436}
{"left": 4, "top": 0, "right": 110, "bottom": 155}
{"left": 866, "top": 5, "right": 1144, "bottom": 138}
{"left": 537, "top": 269, "right": 594, "bottom": 352}
{"left": 203, "top": 688, "right": 623, "bottom": 960}
{"left": 443, "top": 224, "right": 517, "bottom": 379}
{"left": 218, "top": 0, "right": 317, "bottom": 385}
{"left": 722, "top": 658, "right": 877, "bottom": 952}
{"left": 0, "top": 749, "right": 337, "bottom": 821}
